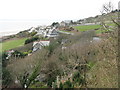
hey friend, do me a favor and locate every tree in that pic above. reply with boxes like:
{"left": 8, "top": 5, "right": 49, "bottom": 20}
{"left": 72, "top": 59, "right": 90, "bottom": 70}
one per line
{"left": 72, "top": 71, "right": 85, "bottom": 86}
{"left": 100, "top": 2, "right": 120, "bottom": 29}
{"left": 70, "top": 20, "right": 74, "bottom": 24}
{"left": 18, "top": 63, "right": 40, "bottom": 88}
{"left": 51, "top": 22, "right": 59, "bottom": 27}
{"left": 2, "top": 68, "right": 12, "bottom": 88}
{"left": 2, "top": 52, "right": 8, "bottom": 67}
{"left": 25, "top": 36, "right": 39, "bottom": 44}
{"left": 59, "top": 82, "right": 63, "bottom": 88}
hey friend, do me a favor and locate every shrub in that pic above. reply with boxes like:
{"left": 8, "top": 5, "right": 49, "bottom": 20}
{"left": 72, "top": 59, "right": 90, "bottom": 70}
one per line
{"left": 29, "top": 82, "right": 48, "bottom": 88}
{"left": 2, "top": 52, "right": 8, "bottom": 67}
{"left": 25, "top": 36, "right": 39, "bottom": 44}
{"left": 72, "top": 71, "right": 85, "bottom": 85}
{"left": 63, "top": 79, "right": 73, "bottom": 88}
{"left": 23, "top": 52, "right": 29, "bottom": 56}
{"left": 28, "top": 50, "right": 32, "bottom": 53}
{"left": 59, "top": 82, "right": 63, "bottom": 88}
{"left": 59, "top": 52, "right": 67, "bottom": 61}
{"left": 2, "top": 68, "right": 12, "bottom": 88}
{"left": 30, "top": 31, "right": 37, "bottom": 36}
{"left": 12, "top": 50, "right": 28, "bottom": 58}
{"left": 46, "top": 41, "right": 59, "bottom": 56}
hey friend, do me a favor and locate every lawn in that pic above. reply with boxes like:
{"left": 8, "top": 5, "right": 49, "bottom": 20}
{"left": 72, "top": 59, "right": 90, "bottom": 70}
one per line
{"left": 73, "top": 24, "right": 101, "bottom": 31}
{"left": 0, "top": 38, "right": 27, "bottom": 52}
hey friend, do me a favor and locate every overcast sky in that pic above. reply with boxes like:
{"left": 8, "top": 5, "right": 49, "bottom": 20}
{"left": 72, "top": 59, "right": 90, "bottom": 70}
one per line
{"left": 0, "top": 0, "right": 119, "bottom": 21}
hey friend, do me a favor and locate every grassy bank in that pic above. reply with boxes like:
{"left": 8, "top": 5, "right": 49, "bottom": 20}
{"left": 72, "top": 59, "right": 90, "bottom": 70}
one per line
{"left": 0, "top": 38, "right": 27, "bottom": 52}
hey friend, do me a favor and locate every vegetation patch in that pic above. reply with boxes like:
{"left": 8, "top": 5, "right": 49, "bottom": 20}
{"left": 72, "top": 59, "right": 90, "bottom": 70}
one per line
{"left": 24, "top": 36, "right": 39, "bottom": 44}
{"left": 73, "top": 24, "right": 101, "bottom": 31}
{"left": 1, "top": 38, "right": 27, "bottom": 52}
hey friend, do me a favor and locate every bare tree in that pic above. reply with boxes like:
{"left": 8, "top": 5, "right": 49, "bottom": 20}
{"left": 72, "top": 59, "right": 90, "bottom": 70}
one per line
{"left": 100, "top": 1, "right": 120, "bottom": 29}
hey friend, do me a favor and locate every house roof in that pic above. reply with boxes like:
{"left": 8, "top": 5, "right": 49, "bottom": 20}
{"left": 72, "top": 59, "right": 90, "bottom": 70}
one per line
{"left": 33, "top": 41, "right": 50, "bottom": 47}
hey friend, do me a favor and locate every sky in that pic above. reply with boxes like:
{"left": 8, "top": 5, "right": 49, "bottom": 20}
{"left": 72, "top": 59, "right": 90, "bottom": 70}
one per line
{"left": 0, "top": 0, "right": 119, "bottom": 35}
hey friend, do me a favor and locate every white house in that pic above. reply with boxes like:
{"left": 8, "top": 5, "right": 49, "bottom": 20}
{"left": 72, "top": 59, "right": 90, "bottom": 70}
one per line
{"left": 60, "top": 21, "right": 66, "bottom": 26}
{"left": 33, "top": 40, "right": 50, "bottom": 52}
{"left": 60, "top": 20, "right": 71, "bottom": 26}
{"left": 36, "top": 26, "right": 59, "bottom": 38}
{"left": 6, "top": 50, "right": 15, "bottom": 59}
{"left": 46, "top": 28, "right": 59, "bottom": 38}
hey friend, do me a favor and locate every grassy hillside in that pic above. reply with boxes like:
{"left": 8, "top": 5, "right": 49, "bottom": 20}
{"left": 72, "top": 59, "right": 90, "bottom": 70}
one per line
{"left": 73, "top": 23, "right": 116, "bottom": 34}
{"left": 1, "top": 38, "right": 27, "bottom": 52}
{"left": 74, "top": 24, "right": 101, "bottom": 31}
{"left": 80, "top": 12, "right": 118, "bottom": 24}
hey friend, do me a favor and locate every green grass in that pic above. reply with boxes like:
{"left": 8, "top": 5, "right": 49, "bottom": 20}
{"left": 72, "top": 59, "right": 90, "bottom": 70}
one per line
{"left": 87, "top": 61, "right": 95, "bottom": 69}
{"left": 95, "top": 29, "right": 107, "bottom": 34}
{"left": 73, "top": 24, "right": 101, "bottom": 31}
{"left": 0, "top": 38, "right": 27, "bottom": 52}
{"left": 74, "top": 23, "right": 116, "bottom": 34}
{"left": 107, "top": 23, "right": 116, "bottom": 26}
{"left": 59, "top": 30, "right": 70, "bottom": 32}
{"left": 95, "top": 23, "right": 116, "bottom": 34}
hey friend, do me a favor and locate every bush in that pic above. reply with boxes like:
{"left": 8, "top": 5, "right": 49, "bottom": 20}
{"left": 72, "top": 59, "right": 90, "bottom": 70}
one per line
{"left": 29, "top": 82, "right": 48, "bottom": 88}
{"left": 30, "top": 31, "right": 37, "bottom": 36}
{"left": 72, "top": 71, "right": 85, "bottom": 85}
{"left": 25, "top": 36, "right": 39, "bottom": 44}
{"left": 44, "top": 60, "right": 62, "bottom": 87}
{"left": 12, "top": 50, "right": 28, "bottom": 58}
{"left": 59, "top": 52, "right": 67, "bottom": 61}
{"left": 46, "top": 40, "right": 60, "bottom": 56}
{"left": 59, "top": 82, "right": 63, "bottom": 88}
{"left": 63, "top": 79, "right": 73, "bottom": 88}
{"left": 2, "top": 68, "right": 12, "bottom": 88}
{"left": 23, "top": 52, "right": 29, "bottom": 56}
{"left": 2, "top": 52, "right": 8, "bottom": 67}
{"left": 28, "top": 50, "right": 32, "bottom": 53}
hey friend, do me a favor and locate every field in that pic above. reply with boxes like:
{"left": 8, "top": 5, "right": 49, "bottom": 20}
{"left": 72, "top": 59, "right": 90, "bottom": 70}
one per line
{"left": 0, "top": 38, "right": 27, "bottom": 52}
{"left": 73, "top": 23, "right": 116, "bottom": 34}
{"left": 73, "top": 24, "right": 101, "bottom": 31}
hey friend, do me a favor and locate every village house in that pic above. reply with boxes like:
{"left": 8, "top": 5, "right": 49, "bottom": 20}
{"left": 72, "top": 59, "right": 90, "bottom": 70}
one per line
{"left": 6, "top": 50, "right": 15, "bottom": 59}
{"left": 60, "top": 21, "right": 71, "bottom": 27}
{"left": 32, "top": 40, "right": 50, "bottom": 52}
{"left": 46, "top": 28, "right": 59, "bottom": 38}
{"left": 60, "top": 21, "right": 66, "bottom": 26}
{"left": 36, "top": 26, "right": 59, "bottom": 38}
{"left": 36, "top": 28, "right": 46, "bottom": 36}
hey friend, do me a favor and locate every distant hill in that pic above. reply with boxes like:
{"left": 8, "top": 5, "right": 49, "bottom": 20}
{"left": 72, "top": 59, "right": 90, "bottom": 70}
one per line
{"left": 76, "top": 11, "right": 118, "bottom": 24}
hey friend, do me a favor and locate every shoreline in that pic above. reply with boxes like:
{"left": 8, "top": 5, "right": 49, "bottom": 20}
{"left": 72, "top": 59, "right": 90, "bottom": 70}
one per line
{"left": 0, "top": 31, "right": 19, "bottom": 38}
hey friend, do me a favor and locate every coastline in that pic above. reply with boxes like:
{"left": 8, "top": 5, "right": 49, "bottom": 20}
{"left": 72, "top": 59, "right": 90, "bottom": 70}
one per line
{"left": 0, "top": 31, "right": 19, "bottom": 38}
